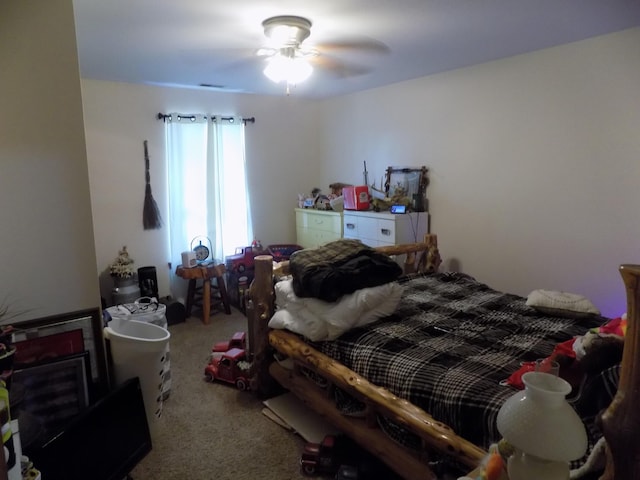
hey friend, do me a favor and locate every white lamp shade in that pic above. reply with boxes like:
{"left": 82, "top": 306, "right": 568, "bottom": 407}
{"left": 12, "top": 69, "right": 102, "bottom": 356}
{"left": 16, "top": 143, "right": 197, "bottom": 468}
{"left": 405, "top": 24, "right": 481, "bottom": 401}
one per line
{"left": 263, "top": 55, "right": 313, "bottom": 84}
{"left": 497, "top": 372, "right": 587, "bottom": 462}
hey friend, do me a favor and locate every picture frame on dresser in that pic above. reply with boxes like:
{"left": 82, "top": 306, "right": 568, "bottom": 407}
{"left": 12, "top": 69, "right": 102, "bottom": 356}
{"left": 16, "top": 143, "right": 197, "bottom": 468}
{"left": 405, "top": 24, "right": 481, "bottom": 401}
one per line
{"left": 384, "top": 166, "right": 428, "bottom": 211}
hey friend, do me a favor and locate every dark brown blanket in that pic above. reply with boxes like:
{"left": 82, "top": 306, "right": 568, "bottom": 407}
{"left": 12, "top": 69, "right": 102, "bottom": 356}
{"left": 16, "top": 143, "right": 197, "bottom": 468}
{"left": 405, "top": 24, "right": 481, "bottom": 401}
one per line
{"left": 289, "top": 239, "right": 402, "bottom": 302}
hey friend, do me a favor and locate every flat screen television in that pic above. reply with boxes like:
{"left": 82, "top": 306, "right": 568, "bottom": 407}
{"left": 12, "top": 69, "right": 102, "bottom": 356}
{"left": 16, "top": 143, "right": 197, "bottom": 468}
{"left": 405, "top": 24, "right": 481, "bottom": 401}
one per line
{"left": 26, "top": 377, "right": 152, "bottom": 480}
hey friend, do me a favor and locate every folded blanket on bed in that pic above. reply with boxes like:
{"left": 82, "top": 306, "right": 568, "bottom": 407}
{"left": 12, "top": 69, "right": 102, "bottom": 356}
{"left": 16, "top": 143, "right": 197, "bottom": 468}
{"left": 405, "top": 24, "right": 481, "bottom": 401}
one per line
{"left": 289, "top": 238, "right": 403, "bottom": 301}
{"left": 269, "top": 278, "right": 404, "bottom": 341}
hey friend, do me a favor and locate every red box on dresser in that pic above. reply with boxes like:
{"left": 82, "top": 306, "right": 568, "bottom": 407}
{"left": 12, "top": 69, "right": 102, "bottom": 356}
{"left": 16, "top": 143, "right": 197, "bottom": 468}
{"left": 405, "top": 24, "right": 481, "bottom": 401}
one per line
{"left": 342, "top": 185, "right": 370, "bottom": 210}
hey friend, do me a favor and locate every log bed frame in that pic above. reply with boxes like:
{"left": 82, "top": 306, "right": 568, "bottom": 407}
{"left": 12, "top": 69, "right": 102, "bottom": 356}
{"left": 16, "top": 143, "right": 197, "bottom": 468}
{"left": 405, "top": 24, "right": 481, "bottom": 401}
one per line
{"left": 245, "top": 234, "right": 640, "bottom": 480}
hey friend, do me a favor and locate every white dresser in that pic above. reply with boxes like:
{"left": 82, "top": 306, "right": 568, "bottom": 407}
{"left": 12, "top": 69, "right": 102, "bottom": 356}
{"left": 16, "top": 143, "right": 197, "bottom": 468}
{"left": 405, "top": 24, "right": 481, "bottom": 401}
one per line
{"left": 342, "top": 210, "right": 429, "bottom": 247}
{"left": 295, "top": 208, "right": 343, "bottom": 248}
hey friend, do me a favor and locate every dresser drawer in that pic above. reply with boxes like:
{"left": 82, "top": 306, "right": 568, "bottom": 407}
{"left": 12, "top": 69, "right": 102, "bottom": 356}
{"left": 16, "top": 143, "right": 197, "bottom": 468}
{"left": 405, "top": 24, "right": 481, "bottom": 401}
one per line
{"left": 344, "top": 214, "right": 396, "bottom": 245}
{"left": 296, "top": 227, "right": 341, "bottom": 248}
{"left": 295, "top": 208, "right": 343, "bottom": 248}
{"left": 343, "top": 210, "right": 429, "bottom": 247}
{"left": 296, "top": 210, "right": 342, "bottom": 234}
{"left": 374, "top": 218, "right": 396, "bottom": 243}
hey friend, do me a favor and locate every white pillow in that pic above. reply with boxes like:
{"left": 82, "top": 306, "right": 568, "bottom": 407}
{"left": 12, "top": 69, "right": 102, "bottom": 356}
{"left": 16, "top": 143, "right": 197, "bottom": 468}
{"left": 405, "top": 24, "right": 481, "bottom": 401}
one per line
{"left": 269, "top": 308, "right": 329, "bottom": 341}
{"left": 526, "top": 289, "right": 600, "bottom": 318}
{"left": 269, "top": 279, "right": 404, "bottom": 341}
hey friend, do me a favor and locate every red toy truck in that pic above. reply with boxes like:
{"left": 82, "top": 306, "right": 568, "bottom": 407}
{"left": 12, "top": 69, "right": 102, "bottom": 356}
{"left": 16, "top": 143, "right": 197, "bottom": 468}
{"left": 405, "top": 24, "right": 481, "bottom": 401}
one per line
{"left": 300, "top": 435, "right": 399, "bottom": 479}
{"left": 204, "top": 347, "right": 250, "bottom": 391}
{"left": 212, "top": 331, "right": 246, "bottom": 353}
{"left": 266, "top": 244, "right": 303, "bottom": 262}
{"left": 225, "top": 246, "right": 263, "bottom": 273}
{"left": 300, "top": 435, "right": 341, "bottom": 476}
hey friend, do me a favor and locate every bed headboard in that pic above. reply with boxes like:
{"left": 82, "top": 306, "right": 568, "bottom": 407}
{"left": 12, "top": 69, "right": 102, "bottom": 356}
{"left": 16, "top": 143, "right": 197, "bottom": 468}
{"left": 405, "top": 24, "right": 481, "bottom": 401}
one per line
{"left": 271, "top": 234, "right": 441, "bottom": 278}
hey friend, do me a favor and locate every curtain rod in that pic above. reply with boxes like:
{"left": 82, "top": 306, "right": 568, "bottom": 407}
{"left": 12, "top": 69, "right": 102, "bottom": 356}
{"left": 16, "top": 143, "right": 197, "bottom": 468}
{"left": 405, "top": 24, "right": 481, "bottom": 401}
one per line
{"left": 157, "top": 113, "right": 255, "bottom": 124}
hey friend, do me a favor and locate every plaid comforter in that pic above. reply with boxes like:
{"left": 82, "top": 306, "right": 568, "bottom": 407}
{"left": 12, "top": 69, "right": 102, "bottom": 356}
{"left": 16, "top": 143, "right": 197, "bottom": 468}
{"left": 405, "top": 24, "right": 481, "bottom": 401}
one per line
{"left": 309, "top": 272, "right": 608, "bottom": 459}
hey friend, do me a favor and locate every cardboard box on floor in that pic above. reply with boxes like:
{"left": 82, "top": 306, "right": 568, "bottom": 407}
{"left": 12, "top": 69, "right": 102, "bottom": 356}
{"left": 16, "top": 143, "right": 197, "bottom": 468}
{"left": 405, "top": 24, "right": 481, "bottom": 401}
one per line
{"left": 262, "top": 392, "right": 341, "bottom": 443}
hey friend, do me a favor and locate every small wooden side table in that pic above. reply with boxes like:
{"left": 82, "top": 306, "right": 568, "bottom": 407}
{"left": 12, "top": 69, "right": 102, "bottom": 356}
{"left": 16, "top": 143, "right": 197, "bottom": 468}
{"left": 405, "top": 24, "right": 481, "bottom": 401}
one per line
{"left": 175, "top": 263, "right": 231, "bottom": 324}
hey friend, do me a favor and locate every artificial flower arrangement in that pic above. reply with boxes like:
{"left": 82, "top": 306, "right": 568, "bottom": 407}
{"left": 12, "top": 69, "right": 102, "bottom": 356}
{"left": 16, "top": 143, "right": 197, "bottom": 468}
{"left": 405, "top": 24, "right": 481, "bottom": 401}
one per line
{"left": 109, "top": 246, "right": 135, "bottom": 278}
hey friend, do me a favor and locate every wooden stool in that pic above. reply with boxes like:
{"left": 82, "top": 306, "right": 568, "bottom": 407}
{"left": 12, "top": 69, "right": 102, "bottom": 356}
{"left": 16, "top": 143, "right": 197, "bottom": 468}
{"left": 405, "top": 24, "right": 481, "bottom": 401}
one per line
{"left": 176, "top": 263, "right": 231, "bottom": 324}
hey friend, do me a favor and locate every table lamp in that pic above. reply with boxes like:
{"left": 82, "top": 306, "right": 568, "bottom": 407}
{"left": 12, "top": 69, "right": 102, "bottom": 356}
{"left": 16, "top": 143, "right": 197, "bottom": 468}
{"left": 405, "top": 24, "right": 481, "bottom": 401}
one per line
{"left": 496, "top": 371, "right": 587, "bottom": 480}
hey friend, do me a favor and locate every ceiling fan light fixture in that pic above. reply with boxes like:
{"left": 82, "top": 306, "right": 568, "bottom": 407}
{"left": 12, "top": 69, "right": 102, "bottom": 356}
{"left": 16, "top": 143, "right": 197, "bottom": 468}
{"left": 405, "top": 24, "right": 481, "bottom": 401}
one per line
{"left": 263, "top": 54, "right": 313, "bottom": 85}
{"left": 262, "top": 16, "right": 312, "bottom": 47}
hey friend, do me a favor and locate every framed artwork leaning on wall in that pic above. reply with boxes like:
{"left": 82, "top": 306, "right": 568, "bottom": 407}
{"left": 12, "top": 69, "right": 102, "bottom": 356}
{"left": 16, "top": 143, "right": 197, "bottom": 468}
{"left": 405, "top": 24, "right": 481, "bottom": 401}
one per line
{"left": 12, "top": 308, "right": 109, "bottom": 399}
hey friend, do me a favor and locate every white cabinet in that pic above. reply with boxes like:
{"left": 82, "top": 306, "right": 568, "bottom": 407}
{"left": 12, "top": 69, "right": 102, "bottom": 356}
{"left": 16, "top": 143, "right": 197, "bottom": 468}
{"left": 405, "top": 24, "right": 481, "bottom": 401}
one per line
{"left": 342, "top": 210, "right": 429, "bottom": 247}
{"left": 295, "top": 208, "right": 343, "bottom": 249}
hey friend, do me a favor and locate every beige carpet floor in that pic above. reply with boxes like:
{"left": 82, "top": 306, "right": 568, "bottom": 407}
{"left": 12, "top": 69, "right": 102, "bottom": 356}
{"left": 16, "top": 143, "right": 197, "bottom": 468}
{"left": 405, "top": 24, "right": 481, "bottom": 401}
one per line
{"left": 129, "top": 309, "right": 311, "bottom": 480}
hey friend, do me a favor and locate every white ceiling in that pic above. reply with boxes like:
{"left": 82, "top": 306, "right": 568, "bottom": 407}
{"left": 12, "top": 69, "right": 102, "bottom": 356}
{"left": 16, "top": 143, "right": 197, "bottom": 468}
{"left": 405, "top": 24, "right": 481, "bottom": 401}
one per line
{"left": 72, "top": 0, "right": 640, "bottom": 99}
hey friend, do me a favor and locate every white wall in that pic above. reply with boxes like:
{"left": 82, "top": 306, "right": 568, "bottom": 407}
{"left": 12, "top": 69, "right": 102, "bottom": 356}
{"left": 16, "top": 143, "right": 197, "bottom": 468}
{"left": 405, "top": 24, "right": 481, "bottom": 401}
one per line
{"left": 318, "top": 28, "right": 640, "bottom": 317}
{"left": 80, "top": 81, "right": 321, "bottom": 302}
{"left": 82, "top": 28, "right": 640, "bottom": 317}
{"left": 0, "top": 0, "right": 99, "bottom": 322}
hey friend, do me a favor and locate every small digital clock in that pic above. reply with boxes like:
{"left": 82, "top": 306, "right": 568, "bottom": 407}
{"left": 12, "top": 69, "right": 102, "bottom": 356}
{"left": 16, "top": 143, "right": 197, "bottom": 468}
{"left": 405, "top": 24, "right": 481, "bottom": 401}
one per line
{"left": 390, "top": 204, "right": 406, "bottom": 214}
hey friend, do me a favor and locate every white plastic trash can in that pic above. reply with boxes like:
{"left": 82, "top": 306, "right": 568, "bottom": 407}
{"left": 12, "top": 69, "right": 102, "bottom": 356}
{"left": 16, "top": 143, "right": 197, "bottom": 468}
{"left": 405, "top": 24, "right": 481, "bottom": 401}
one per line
{"left": 105, "top": 299, "right": 171, "bottom": 399}
{"left": 104, "top": 318, "right": 170, "bottom": 441}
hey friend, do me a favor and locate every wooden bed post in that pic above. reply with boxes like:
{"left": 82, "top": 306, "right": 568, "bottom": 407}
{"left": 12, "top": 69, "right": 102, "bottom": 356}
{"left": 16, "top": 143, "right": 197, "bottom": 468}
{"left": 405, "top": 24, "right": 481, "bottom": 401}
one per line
{"left": 600, "top": 264, "right": 640, "bottom": 480}
{"left": 246, "top": 254, "right": 280, "bottom": 398}
{"left": 424, "top": 234, "right": 441, "bottom": 273}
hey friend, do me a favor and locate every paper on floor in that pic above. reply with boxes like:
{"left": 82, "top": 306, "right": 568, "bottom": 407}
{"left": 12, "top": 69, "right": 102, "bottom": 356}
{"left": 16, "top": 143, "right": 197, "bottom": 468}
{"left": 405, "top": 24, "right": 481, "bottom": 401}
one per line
{"left": 262, "top": 392, "right": 341, "bottom": 443}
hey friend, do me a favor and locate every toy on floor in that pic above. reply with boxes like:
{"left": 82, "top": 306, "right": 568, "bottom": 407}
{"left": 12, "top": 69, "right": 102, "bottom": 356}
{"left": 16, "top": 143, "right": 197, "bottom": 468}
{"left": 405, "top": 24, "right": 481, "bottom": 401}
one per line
{"left": 300, "top": 434, "right": 400, "bottom": 479}
{"left": 212, "top": 331, "right": 246, "bottom": 353}
{"left": 204, "top": 347, "right": 251, "bottom": 391}
{"left": 300, "top": 434, "right": 340, "bottom": 476}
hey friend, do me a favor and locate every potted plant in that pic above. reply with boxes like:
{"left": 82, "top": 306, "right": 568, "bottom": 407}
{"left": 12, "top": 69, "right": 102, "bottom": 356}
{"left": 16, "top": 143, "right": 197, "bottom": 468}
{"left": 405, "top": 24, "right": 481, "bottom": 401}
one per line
{"left": 109, "top": 246, "right": 136, "bottom": 286}
{"left": 108, "top": 246, "right": 141, "bottom": 304}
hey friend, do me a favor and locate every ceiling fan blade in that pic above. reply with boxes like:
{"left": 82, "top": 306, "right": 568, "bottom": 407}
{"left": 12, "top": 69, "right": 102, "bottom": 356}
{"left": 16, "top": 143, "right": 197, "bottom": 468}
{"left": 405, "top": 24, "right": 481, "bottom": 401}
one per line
{"left": 178, "top": 47, "right": 256, "bottom": 66}
{"left": 313, "top": 35, "right": 390, "bottom": 55}
{"left": 311, "top": 55, "right": 373, "bottom": 79}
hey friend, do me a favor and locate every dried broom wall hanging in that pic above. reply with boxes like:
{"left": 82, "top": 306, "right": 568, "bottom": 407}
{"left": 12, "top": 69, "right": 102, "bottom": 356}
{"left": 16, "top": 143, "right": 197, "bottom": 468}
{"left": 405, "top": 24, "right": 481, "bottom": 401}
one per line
{"left": 142, "top": 140, "right": 162, "bottom": 230}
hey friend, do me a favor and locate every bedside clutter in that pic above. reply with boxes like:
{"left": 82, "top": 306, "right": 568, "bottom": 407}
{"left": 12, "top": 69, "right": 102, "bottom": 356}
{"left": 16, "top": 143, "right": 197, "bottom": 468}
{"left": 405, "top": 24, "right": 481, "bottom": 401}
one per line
{"left": 227, "top": 270, "right": 253, "bottom": 313}
{"left": 225, "top": 243, "right": 302, "bottom": 313}
{"left": 225, "top": 244, "right": 302, "bottom": 313}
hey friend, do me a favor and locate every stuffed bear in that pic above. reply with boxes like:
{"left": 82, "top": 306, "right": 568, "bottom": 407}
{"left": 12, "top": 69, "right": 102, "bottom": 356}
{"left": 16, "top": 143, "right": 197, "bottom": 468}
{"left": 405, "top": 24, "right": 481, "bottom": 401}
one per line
{"left": 552, "top": 331, "right": 623, "bottom": 394}
{"left": 574, "top": 331, "right": 624, "bottom": 374}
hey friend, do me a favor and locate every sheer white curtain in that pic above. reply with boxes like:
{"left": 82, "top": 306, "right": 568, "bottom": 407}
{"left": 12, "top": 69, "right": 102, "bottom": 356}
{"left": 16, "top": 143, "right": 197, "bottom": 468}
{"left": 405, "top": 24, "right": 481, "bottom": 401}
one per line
{"left": 165, "top": 114, "right": 253, "bottom": 300}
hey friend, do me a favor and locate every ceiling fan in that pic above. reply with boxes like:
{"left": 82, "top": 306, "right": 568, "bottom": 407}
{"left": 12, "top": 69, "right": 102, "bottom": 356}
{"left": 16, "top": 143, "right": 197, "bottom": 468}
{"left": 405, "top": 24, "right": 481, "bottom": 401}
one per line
{"left": 257, "top": 16, "right": 317, "bottom": 90}
{"left": 254, "top": 15, "right": 389, "bottom": 93}
{"left": 258, "top": 15, "right": 315, "bottom": 55}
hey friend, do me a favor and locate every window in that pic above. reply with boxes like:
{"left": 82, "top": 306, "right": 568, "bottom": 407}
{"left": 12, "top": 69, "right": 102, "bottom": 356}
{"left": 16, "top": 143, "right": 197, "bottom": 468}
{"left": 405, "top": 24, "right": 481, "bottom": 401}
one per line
{"left": 164, "top": 114, "right": 253, "bottom": 299}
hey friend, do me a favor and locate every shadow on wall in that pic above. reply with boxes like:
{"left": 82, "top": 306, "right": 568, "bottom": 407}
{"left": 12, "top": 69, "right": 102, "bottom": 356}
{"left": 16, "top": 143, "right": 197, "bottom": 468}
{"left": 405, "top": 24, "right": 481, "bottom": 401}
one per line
{"left": 98, "top": 269, "right": 114, "bottom": 307}
{"left": 443, "top": 258, "right": 461, "bottom": 273}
